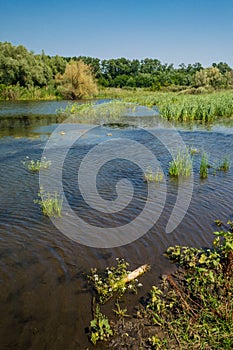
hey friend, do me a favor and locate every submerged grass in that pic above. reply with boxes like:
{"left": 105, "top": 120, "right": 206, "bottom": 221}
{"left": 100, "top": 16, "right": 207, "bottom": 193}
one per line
{"left": 217, "top": 156, "right": 231, "bottom": 171}
{"left": 169, "top": 150, "right": 192, "bottom": 177}
{"left": 34, "top": 188, "right": 63, "bottom": 217}
{"left": 22, "top": 157, "right": 51, "bottom": 171}
{"left": 144, "top": 167, "right": 163, "bottom": 183}
{"left": 200, "top": 152, "right": 208, "bottom": 179}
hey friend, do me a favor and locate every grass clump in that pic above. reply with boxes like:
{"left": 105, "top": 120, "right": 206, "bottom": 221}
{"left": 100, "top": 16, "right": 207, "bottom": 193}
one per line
{"left": 169, "top": 150, "right": 192, "bottom": 177}
{"left": 22, "top": 157, "right": 51, "bottom": 172}
{"left": 144, "top": 167, "right": 163, "bottom": 183}
{"left": 188, "top": 146, "right": 200, "bottom": 155}
{"left": 34, "top": 188, "right": 63, "bottom": 217}
{"left": 217, "top": 156, "right": 231, "bottom": 171}
{"left": 200, "top": 152, "right": 208, "bottom": 179}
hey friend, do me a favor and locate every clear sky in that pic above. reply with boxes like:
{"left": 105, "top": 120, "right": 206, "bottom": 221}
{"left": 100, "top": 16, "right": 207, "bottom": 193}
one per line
{"left": 0, "top": 0, "right": 233, "bottom": 67}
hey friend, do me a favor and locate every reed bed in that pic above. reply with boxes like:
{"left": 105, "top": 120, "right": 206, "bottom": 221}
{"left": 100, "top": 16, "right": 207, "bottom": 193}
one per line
{"left": 60, "top": 89, "right": 233, "bottom": 123}
{"left": 124, "top": 91, "right": 233, "bottom": 122}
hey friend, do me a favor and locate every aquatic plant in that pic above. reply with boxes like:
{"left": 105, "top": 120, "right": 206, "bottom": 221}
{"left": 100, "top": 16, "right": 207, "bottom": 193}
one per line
{"left": 144, "top": 167, "right": 163, "bottom": 183}
{"left": 57, "top": 90, "right": 233, "bottom": 123}
{"left": 188, "top": 146, "right": 200, "bottom": 155}
{"left": 146, "top": 223, "right": 233, "bottom": 349}
{"left": 200, "top": 152, "right": 208, "bottom": 179}
{"left": 57, "top": 100, "right": 136, "bottom": 125}
{"left": 169, "top": 150, "right": 192, "bottom": 177}
{"left": 34, "top": 188, "right": 63, "bottom": 217}
{"left": 217, "top": 156, "right": 231, "bottom": 171}
{"left": 120, "top": 91, "right": 233, "bottom": 122}
{"left": 88, "top": 258, "right": 147, "bottom": 304}
{"left": 22, "top": 157, "right": 51, "bottom": 172}
{"left": 90, "top": 304, "right": 113, "bottom": 345}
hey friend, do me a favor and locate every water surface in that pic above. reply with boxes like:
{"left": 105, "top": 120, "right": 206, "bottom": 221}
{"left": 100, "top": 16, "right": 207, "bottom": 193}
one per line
{"left": 0, "top": 100, "right": 233, "bottom": 349}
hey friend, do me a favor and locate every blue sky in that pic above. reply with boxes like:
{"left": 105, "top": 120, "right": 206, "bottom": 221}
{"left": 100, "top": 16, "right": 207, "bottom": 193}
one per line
{"left": 0, "top": 0, "right": 233, "bottom": 67}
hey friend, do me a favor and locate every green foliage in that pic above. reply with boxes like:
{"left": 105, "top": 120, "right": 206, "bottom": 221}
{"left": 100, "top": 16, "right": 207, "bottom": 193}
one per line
{"left": 146, "top": 224, "right": 233, "bottom": 349}
{"left": 113, "top": 301, "right": 129, "bottom": 319}
{"left": 148, "top": 335, "right": 167, "bottom": 349}
{"left": 1, "top": 41, "right": 233, "bottom": 99}
{"left": 188, "top": 146, "right": 200, "bottom": 155}
{"left": 217, "top": 156, "right": 231, "bottom": 171}
{"left": 34, "top": 188, "right": 63, "bottom": 217}
{"left": 200, "top": 152, "right": 208, "bottom": 179}
{"left": 88, "top": 258, "right": 141, "bottom": 304}
{"left": 86, "top": 222, "right": 233, "bottom": 348}
{"left": 22, "top": 157, "right": 51, "bottom": 172}
{"left": 90, "top": 304, "right": 113, "bottom": 345}
{"left": 169, "top": 150, "right": 192, "bottom": 177}
{"left": 144, "top": 167, "right": 163, "bottom": 183}
{"left": 0, "top": 42, "right": 65, "bottom": 99}
{"left": 0, "top": 42, "right": 55, "bottom": 87}
{"left": 57, "top": 100, "right": 136, "bottom": 124}
{"left": 166, "top": 245, "right": 221, "bottom": 270}
{"left": 193, "top": 66, "right": 232, "bottom": 89}
{"left": 120, "top": 91, "right": 233, "bottom": 122}
{"left": 213, "top": 230, "right": 233, "bottom": 258}
{"left": 0, "top": 83, "right": 60, "bottom": 100}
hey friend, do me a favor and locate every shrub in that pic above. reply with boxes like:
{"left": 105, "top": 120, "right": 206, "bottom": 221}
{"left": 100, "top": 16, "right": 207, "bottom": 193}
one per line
{"left": 56, "top": 60, "right": 98, "bottom": 99}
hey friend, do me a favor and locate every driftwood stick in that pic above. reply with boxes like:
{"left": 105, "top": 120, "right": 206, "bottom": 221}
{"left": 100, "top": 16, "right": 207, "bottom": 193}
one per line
{"left": 123, "top": 264, "right": 150, "bottom": 283}
{"left": 111, "top": 264, "right": 150, "bottom": 291}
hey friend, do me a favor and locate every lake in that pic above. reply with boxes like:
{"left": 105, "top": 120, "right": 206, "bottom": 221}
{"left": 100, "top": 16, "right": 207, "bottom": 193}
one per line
{"left": 0, "top": 100, "right": 233, "bottom": 349}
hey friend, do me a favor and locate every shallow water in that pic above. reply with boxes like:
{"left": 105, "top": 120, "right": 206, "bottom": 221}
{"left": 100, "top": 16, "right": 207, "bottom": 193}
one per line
{"left": 0, "top": 100, "right": 233, "bottom": 349}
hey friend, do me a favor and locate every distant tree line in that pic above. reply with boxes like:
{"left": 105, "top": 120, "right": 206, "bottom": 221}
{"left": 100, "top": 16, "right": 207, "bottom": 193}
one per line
{"left": 0, "top": 42, "right": 233, "bottom": 99}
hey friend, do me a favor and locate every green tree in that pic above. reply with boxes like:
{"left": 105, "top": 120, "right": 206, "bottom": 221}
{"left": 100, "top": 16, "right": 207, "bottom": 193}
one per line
{"left": 193, "top": 67, "right": 225, "bottom": 89}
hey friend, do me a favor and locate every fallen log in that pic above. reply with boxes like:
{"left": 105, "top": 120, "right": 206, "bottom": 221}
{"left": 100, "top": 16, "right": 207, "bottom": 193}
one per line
{"left": 111, "top": 264, "right": 150, "bottom": 291}
{"left": 124, "top": 264, "right": 150, "bottom": 283}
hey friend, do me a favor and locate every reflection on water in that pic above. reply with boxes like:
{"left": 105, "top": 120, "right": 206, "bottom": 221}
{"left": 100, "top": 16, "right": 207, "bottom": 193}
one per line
{"left": 0, "top": 100, "right": 233, "bottom": 349}
{"left": 0, "top": 100, "right": 71, "bottom": 116}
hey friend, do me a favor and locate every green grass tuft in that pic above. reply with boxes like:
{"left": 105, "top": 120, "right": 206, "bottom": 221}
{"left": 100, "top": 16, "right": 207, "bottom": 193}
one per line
{"left": 200, "top": 152, "right": 208, "bottom": 179}
{"left": 22, "top": 157, "right": 51, "bottom": 172}
{"left": 144, "top": 168, "right": 163, "bottom": 183}
{"left": 217, "top": 156, "right": 231, "bottom": 171}
{"left": 169, "top": 150, "right": 192, "bottom": 177}
{"left": 34, "top": 188, "right": 63, "bottom": 217}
